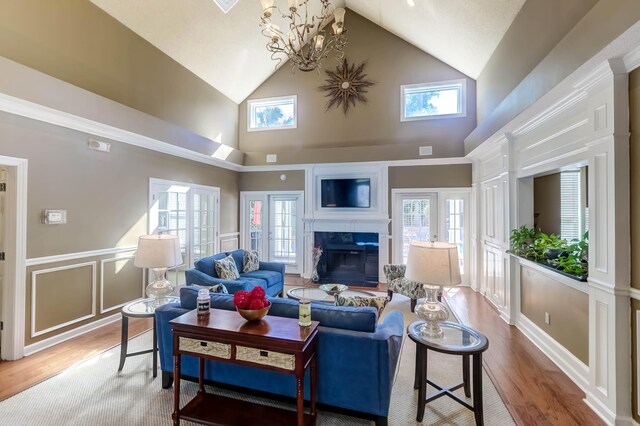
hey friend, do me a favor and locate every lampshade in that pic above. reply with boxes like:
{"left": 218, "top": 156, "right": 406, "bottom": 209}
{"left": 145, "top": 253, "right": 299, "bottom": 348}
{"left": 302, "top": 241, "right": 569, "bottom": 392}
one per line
{"left": 134, "top": 234, "right": 182, "bottom": 268}
{"left": 405, "top": 242, "right": 461, "bottom": 286}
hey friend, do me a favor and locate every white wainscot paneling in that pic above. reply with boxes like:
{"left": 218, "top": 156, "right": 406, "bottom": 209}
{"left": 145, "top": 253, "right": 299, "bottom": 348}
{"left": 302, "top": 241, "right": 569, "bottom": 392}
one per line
{"left": 595, "top": 299, "right": 609, "bottom": 396}
{"left": 31, "top": 261, "right": 97, "bottom": 338}
{"left": 99, "top": 254, "right": 144, "bottom": 314}
{"left": 220, "top": 232, "right": 240, "bottom": 252}
{"left": 637, "top": 310, "right": 640, "bottom": 417}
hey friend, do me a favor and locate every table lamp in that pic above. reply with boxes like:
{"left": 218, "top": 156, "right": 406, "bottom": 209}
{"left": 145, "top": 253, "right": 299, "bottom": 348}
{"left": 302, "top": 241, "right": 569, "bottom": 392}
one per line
{"left": 134, "top": 234, "right": 182, "bottom": 304}
{"left": 405, "top": 241, "right": 461, "bottom": 338}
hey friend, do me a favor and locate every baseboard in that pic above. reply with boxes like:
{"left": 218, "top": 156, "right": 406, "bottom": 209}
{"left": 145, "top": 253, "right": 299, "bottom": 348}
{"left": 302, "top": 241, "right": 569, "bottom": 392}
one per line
{"left": 24, "top": 313, "right": 120, "bottom": 356}
{"left": 516, "top": 315, "right": 589, "bottom": 392}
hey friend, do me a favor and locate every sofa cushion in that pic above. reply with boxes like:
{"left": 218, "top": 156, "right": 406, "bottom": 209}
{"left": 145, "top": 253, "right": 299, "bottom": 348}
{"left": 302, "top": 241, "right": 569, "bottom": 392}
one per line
{"left": 191, "top": 283, "right": 229, "bottom": 294}
{"left": 194, "top": 252, "right": 228, "bottom": 277}
{"left": 243, "top": 250, "right": 260, "bottom": 273}
{"left": 214, "top": 255, "right": 240, "bottom": 280}
{"left": 335, "top": 294, "right": 390, "bottom": 316}
{"left": 179, "top": 287, "right": 377, "bottom": 333}
{"left": 228, "top": 249, "right": 245, "bottom": 275}
{"left": 240, "top": 270, "right": 282, "bottom": 288}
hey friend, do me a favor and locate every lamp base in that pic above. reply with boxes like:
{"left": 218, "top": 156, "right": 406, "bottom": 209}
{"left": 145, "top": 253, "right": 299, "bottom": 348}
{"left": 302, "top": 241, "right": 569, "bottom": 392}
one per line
{"left": 146, "top": 268, "right": 175, "bottom": 305}
{"left": 415, "top": 285, "right": 448, "bottom": 339}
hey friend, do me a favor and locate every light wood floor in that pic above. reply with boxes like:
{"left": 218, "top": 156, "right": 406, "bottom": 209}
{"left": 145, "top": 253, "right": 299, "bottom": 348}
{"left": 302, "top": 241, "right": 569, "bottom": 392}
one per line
{"left": 0, "top": 283, "right": 604, "bottom": 426}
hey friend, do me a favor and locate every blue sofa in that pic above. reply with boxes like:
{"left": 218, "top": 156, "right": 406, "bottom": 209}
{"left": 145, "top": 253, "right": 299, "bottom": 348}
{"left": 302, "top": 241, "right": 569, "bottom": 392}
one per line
{"left": 185, "top": 249, "right": 284, "bottom": 297}
{"left": 156, "top": 287, "right": 404, "bottom": 426}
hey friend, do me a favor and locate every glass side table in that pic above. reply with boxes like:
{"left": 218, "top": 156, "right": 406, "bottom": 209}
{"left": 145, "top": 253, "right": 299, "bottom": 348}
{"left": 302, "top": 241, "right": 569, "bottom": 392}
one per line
{"left": 407, "top": 321, "right": 489, "bottom": 426}
{"left": 118, "top": 296, "right": 179, "bottom": 378}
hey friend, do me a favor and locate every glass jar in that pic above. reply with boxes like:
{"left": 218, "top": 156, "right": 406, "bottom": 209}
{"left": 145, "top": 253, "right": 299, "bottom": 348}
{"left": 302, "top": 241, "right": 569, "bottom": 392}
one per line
{"left": 299, "top": 298, "right": 311, "bottom": 327}
{"left": 197, "top": 288, "right": 210, "bottom": 316}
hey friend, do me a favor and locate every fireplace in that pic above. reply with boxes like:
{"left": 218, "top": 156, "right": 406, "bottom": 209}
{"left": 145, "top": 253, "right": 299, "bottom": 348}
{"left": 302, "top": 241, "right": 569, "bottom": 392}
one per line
{"left": 314, "top": 232, "right": 379, "bottom": 287}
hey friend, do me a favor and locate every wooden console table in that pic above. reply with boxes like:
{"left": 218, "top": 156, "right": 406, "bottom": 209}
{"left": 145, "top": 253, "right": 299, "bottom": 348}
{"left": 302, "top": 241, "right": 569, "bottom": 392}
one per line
{"left": 170, "top": 309, "right": 319, "bottom": 426}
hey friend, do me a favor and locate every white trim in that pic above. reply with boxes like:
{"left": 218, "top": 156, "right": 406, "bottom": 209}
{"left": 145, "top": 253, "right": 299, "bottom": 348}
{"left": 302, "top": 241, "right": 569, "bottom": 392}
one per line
{"left": 0, "top": 92, "right": 242, "bottom": 172}
{"left": 637, "top": 310, "right": 640, "bottom": 418}
{"left": 515, "top": 256, "right": 589, "bottom": 294}
{"left": 26, "top": 245, "right": 137, "bottom": 267}
{"left": 241, "top": 157, "right": 471, "bottom": 172}
{"left": 247, "top": 95, "right": 297, "bottom": 132}
{"left": 31, "top": 261, "right": 97, "bottom": 338}
{"left": 630, "top": 287, "right": 640, "bottom": 301}
{"left": 400, "top": 79, "right": 467, "bottom": 121}
{"left": 219, "top": 232, "right": 240, "bottom": 238}
{"left": 0, "top": 156, "right": 28, "bottom": 361}
{"left": 23, "top": 312, "right": 120, "bottom": 356}
{"left": 99, "top": 255, "right": 143, "bottom": 314}
{"left": 517, "top": 314, "right": 589, "bottom": 391}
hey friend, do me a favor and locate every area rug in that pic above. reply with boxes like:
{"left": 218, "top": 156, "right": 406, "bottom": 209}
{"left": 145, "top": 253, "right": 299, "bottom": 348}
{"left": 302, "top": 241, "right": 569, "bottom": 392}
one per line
{"left": 0, "top": 294, "right": 514, "bottom": 425}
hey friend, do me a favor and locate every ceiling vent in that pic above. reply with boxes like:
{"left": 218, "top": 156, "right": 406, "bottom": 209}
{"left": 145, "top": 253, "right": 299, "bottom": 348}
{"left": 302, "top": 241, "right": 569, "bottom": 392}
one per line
{"left": 419, "top": 146, "right": 433, "bottom": 156}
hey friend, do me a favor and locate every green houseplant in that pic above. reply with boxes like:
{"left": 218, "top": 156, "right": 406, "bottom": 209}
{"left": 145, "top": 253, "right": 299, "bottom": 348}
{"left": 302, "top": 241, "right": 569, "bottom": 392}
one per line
{"left": 509, "top": 226, "right": 588, "bottom": 280}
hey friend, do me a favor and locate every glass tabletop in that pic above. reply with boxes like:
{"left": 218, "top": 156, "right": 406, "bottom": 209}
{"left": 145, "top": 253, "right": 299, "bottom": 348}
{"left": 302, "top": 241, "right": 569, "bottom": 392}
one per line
{"left": 287, "top": 287, "right": 377, "bottom": 303}
{"left": 122, "top": 296, "right": 180, "bottom": 317}
{"left": 407, "top": 321, "right": 488, "bottom": 354}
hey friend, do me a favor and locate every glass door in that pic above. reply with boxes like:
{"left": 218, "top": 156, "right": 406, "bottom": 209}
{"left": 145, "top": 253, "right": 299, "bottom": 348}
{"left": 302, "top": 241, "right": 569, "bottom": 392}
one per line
{"left": 150, "top": 179, "right": 219, "bottom": 287}
{"left": 241, "top": 192, "right": 303, "bottom": 274}
{"left": 439, "top": 193, "right": 470, "bottom": 283}
{"left": 394, "top": 193, "right": 438, "bottom": 264}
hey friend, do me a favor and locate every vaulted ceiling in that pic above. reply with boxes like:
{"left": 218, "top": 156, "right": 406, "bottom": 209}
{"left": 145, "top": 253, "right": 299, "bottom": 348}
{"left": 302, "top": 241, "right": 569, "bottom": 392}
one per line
{"left": 89, "top": 0, "right": 525, "bottom": 104}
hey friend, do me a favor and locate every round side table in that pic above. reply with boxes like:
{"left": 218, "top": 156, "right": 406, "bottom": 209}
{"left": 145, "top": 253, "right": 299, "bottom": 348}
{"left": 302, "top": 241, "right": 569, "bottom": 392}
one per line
{"left": 118, "top": 296, "right": 179, "bottom": 378}
{"left": 407, "top": 321, "right": 489, "bottom": 426}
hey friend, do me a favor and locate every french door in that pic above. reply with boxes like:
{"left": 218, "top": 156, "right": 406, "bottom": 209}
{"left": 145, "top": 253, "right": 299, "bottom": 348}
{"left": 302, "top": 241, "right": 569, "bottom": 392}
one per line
{"left": 393, "top": 189, "right": 470, "bottom": 284}
{"left": 241, "top": 192, "right": 303, "bottom": 274}
{"left": 149, "top": 179, "right": 220, "bottom": 286}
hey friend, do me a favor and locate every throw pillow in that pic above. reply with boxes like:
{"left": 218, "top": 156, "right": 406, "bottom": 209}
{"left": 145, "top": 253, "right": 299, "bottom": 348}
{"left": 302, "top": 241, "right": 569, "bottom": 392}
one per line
{"left": 214, "top": 255, "right": 240, "bottom": 280}
{"left": 243, "top": 250, "right": 260, "bottom": 273}
{"left": 191, "top": 283, "right": 229, "bottom": 294}
{"left": 335, "top": 294, "right": 389, "bottom": 316}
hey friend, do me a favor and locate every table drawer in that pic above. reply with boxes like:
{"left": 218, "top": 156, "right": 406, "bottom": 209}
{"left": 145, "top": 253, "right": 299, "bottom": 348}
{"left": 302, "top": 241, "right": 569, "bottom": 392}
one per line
{"left": 179, "top": 337, "right": 231, "bottom": 359}
{"left": 236, "top": 346, "right": 295, "bottom": 370}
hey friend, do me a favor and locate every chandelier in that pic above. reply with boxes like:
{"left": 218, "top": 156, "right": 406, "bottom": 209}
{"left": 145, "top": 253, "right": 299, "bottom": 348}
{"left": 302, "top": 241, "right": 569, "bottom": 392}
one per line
{"left": 259, "top": 0, "right": 347, "bottom": 72}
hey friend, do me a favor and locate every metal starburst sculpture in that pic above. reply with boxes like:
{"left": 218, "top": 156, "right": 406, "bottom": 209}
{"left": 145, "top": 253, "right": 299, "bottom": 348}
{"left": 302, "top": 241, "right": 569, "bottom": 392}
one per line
{"left": 319, "top": 58, "right": 375, "bottom": 114}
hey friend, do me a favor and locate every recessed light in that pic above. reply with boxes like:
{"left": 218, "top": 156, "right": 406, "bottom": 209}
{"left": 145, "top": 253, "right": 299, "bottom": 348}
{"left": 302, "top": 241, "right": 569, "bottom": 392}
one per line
{"left": 407, "top": 0, "right": 416, "bottom": 7}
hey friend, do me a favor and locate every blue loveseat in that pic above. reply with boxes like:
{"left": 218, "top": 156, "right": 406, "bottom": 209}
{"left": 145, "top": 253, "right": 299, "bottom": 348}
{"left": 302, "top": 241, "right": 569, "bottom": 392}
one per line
{"left": 156, "top": 287, "right": 404, "bottom": 426}
{"left": 185, "top": 249, "right": 284, "bottom": 297}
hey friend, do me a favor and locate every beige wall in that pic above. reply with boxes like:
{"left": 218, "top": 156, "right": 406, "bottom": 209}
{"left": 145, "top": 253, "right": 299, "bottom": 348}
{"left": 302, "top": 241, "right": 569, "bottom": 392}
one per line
{"left": 388, "top": 164, "right": 472, "bottom": 190}
{"left": 630, "top": 66, "right": 640, "bottom": 423}
{"left": 240, "top": 11, "right": 476, "bottom": 166}
{"left": 0, "top": 112, "right": 239, "bottom": 345}
{"left": 520, "top": 265, "right": 589, "bottom": 364}
{"left": 239, "top": 170, "right": 306, "bottom": 192}
{"left": 476, "top": 0, "right": 598, "bottom": 123}
{"left": 467, "top": 0, "right": 640, "bottom": 153}
{"left": 534, "top": 173, "right": 561, "bottom": 235}
{"left": 0, "top": 0, "right": 238, "bottom": 149}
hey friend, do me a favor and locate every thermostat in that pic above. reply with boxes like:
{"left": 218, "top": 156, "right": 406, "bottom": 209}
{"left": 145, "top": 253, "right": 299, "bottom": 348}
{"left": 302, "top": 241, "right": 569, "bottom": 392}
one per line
{"left": 44, "top": 209, "right": 67, "bottom": 224}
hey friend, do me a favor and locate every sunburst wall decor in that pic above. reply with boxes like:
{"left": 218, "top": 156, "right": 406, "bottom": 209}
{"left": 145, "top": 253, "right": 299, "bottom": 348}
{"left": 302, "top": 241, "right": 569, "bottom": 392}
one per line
{"left": 319, "top": 58, "right": 375, "bottom": 114}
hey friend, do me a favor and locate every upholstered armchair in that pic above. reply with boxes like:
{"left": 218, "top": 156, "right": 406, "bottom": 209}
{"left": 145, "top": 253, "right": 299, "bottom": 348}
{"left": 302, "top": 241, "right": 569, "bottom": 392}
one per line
{"left": 383, "top": 264, "right": 427, "bottom": 313}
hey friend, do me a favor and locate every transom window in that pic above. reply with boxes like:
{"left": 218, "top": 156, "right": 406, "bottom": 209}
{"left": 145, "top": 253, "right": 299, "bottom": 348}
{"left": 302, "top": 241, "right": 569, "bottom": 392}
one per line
{"left": 401, "top": 79, "right": 466, "bottom": 121}
{"left": 248, "top": 95, "right": 297, "bottom": 131}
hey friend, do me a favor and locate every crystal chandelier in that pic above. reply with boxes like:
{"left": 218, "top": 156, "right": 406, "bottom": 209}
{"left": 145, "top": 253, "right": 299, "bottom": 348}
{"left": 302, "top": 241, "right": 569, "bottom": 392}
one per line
{"left": 259, "top": 0, "right": 347, "bottom": 72}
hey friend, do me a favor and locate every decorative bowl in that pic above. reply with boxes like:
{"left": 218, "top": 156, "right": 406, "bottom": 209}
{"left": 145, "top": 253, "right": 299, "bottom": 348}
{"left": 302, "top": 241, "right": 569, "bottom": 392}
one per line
{"left": 236, "top": 302, "right": 271, "bottom": 321}
{"left": 319, "top": 283, "right": 348, "bottom": 296}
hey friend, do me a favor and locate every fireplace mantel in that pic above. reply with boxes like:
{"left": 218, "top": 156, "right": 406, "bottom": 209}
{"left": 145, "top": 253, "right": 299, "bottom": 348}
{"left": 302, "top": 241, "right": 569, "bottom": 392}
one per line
{"left": 303, "top": 164, "right": 390, "bottom": 282}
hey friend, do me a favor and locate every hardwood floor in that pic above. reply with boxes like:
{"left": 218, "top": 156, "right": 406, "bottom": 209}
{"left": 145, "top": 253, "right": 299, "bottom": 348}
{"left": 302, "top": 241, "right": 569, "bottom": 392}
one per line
{"left": 0, "top": 285, "right": 604, "bottom": 426}
{"left": 0, "top": 317, "right": 152, "bottom": 401}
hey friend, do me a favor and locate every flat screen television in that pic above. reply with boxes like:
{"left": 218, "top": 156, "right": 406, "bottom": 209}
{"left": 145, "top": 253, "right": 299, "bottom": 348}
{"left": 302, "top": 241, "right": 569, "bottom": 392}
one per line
{"left": 321, "top": 178, "right": 370, "bottom": 208}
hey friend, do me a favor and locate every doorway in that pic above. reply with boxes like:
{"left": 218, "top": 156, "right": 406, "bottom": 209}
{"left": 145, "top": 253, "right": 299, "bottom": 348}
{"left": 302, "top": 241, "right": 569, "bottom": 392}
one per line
{"left": 0, "top": 167, "right": 5, "bottom": 353}
{"left": 241, "top": 192, "right": 304, "bottom": 274}
{"left": 392, "top": 189, "right": 470, "bottom": 284}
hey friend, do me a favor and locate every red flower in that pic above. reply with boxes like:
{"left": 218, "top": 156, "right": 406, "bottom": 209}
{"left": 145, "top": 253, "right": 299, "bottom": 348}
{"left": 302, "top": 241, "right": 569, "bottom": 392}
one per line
{"left": 250, "top": 286, "right": 266, "bottom": 299}
{"left": 233, "top": 290, "right": 251, "bottom": 309}
{"left": 248, "top": 298, "right": 266, "bottom": 310}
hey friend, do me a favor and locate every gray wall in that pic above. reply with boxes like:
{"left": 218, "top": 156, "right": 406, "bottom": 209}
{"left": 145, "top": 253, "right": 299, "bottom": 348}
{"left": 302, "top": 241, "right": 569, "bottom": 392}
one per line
{"left": 534, "top": 173, "right": 561, "bottom": 235}
{"left": 520, "top": 265, "right": 588, "bottom": 364}
{"left": 0, "top": 0, "right": 238, "bottom": 150}
{"left": 467, "top": 0, "right": 640, "bottom": 153}
{"left": 240, "top": 11, "right": 476, "bottom": 166}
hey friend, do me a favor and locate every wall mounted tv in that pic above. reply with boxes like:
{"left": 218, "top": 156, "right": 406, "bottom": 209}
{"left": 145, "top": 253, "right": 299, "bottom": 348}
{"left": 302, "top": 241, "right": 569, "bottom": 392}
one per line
{"left": 321, "top": 178, "right": 371, "bottom": 208}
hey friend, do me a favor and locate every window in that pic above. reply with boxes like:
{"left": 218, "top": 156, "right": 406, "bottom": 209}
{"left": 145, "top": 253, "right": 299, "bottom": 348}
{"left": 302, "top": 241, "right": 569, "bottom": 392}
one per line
{"left": 248, "top": 95, "right": 297, "bottom": 131}
{"left": 401, "top": 79, "right": 466, "bottom": 121}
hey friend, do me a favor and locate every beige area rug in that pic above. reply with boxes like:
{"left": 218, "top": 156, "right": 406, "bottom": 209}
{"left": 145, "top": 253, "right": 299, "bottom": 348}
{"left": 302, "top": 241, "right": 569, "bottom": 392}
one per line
{"left": 0, "top": 293, "right": 514, "bottom": 425}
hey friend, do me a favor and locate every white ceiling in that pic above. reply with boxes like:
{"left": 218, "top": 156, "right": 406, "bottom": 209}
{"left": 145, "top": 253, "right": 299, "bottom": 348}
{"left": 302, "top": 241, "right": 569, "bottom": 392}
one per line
{"left": 89, "top": 0, "right": 524, "bottom": 104}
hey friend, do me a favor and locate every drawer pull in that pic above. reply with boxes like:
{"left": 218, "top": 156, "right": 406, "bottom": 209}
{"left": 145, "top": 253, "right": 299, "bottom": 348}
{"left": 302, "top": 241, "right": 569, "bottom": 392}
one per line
{"left": 260, "top": 351, "right": 268, "bottom": 357}
{"left": 200, "top": 342, "right": 207, "bottom": 347}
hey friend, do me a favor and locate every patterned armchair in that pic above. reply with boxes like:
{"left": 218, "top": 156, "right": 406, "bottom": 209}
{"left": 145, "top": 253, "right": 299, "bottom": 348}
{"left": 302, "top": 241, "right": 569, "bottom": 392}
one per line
{"left": 383, "top": 264, "right": 427, "bottom": 313}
